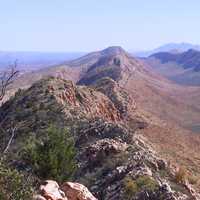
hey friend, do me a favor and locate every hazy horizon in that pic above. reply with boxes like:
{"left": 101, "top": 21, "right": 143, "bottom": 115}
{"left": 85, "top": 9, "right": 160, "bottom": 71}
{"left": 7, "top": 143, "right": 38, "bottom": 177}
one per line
{"left": 1, "top": 0, "right": 200, "bottom": 52}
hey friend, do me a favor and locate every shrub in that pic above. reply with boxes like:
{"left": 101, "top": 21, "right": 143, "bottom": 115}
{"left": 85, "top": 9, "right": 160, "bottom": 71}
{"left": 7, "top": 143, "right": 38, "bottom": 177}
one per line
{"left": 188, "top": 175, "right": 198, "bottom": 185}
{"left": 135, "top": 175, "right": 159, "bottom": 191}
{"left": 175, "top": 167, "right": 187, "bottom": 183}
{"left": 123, "top": 175, "right": 159, "bottom": 199}
{"left": 123, "top": 177, "right": 138, "bottom": 199}
{"left": 22, "top": 125, "right": 77, "bottom": 182}
{"left": 0, "top": 160, "right": 33, "bottom": 200}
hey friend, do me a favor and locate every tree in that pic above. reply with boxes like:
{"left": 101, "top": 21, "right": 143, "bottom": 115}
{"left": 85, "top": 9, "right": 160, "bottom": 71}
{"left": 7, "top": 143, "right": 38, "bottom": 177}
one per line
{"left": 22, "top": 125, "right": 77, "bottom": 182}
{"left": 0, "top": 63, "right": 33, "bottom": 199}
{"left": 0, "top": 61, "right": 19, "bottom": 102}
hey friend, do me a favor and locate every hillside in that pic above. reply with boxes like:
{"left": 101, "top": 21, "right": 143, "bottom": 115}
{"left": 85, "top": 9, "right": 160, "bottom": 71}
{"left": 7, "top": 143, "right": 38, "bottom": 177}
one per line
{"left": 74, "top": 46, "right": 200, "bottom": 179}
{"left": 145, "top": 49, "right": 200, "bottom": 86}
{"left": 2, "top": 46, "right": 200, "bottom": 199}
{"left": 1, "top": 77, "right": 199, "bottom": 199}
{"left": 150, "top": 49, "right": 200, "bottom": 71}
{"left": 73, "top": 47, "right": 200, "bottom": 132}
{"left": 6, "top": 46, "right": 200, "bottom": 133}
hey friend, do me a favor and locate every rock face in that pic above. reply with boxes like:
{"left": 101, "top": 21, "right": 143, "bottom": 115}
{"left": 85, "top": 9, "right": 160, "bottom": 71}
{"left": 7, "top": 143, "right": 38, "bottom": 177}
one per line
{"left": 35, "top": 180, "right": 97, "bottom": 200}
{"left": 93, "top": 77, "right": 136, "bottom": 119}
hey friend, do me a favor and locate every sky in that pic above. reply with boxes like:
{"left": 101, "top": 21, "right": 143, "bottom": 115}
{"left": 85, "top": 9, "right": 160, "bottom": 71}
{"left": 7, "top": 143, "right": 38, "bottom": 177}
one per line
{"left": 0, "top": 0, "right": 200, "bottom": 52}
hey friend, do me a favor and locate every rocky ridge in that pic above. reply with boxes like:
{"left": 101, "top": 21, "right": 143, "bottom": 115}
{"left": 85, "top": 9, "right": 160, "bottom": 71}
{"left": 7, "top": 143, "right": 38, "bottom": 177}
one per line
{"left": 0, "top": 47, "right": 200, "bottom": 199}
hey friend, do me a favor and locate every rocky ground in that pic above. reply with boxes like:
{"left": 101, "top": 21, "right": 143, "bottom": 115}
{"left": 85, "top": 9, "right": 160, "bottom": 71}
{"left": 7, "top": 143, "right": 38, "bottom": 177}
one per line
{"left": 1, "top": 47, "right": 200, "bottom": 199}
{"left": 0, "top": 76, "right": 199, "bottom": 199}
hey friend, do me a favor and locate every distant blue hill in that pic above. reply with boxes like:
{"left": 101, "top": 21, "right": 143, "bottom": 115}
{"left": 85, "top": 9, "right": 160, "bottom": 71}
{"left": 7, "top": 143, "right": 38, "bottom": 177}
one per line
{"left": 133, "top": 43, "right": 200, "bottom": 57}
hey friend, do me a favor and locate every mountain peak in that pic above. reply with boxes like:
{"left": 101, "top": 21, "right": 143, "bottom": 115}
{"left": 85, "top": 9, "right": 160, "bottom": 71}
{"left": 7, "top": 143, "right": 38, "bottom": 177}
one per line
{"left": 101, "top": 46, "right": 127, "bottom": 56}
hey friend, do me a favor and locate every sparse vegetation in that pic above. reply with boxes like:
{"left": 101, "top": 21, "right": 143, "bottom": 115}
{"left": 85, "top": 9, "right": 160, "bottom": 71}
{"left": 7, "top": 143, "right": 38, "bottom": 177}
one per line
{"left": 188, "top": 175, "right": 198, "bottom": 185}
{"left": 21, "top": 125, "right": 77, "bottom": 182}
{"left": 0, "top": 159, "right": 33, "bottom": 200}
{"left": 135, "top": 175, "right": 159, "bottom": 192}
{"left": 124, "top": 177, "right": 138, "bottom": 199}
{"left": 175, "top": 167, "right": 187, "bottom": 183}
{"left": 123, "top": 175, "right": 159, "bottom": 199}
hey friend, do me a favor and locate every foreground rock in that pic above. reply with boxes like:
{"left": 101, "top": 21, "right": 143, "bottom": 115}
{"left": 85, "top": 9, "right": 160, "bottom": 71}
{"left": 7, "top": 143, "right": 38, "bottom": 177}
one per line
{"left": 35, "top": 180, "right": 97, "bottom": 200}
{"left": 61, "top": 182, "right": 97, "bottom": 200}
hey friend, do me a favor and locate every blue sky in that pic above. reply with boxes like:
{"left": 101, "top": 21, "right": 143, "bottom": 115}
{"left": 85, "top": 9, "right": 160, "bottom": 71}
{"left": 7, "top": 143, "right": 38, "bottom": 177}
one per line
{"left": 0, "top": 0, "right": 200, "bottom": 52}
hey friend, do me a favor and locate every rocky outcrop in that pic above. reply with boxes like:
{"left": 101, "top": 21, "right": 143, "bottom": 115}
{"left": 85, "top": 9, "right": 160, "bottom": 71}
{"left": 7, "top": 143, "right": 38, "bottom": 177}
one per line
{"left": 93, "top": 77, "right": 136, "bottom": 119}
{"left": 79, "top": 138, "right": 128, "bottom": 171}
{"left": 76, "top": 133, "right": 197, "bottom": 200}
{"left": 0, "top": 77, "right": 125, "bottom": 153}
{"left": 45, "top": 78, "right": 122, "bottom": 122}
{"left": 34, "top": 180, "right": 97, "bottom": 200}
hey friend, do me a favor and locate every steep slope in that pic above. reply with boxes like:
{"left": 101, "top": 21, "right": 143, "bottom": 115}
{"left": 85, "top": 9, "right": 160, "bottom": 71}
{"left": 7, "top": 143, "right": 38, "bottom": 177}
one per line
{"left": 72, "top": 47, "right": 200, "bottom": 191}
{"left": 9, "top": 47, "right": 129, "bottom": 95}
{"left": 4, "top": 46, "right": 200, "bottom": 196}
{"left": 0, "top": 77, "right": 198, "bottom": 199}
{"left": 0, "top": 77, "right": 122, "bottom": 149}
{"left": 76, "top": 47, "right": 200, "bottom": 133}
{"left": 8, "top": 46, "right": 200, "bottom": 140}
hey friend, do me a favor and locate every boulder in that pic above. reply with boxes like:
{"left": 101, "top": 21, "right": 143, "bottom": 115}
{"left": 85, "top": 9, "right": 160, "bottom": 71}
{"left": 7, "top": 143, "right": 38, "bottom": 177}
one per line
{"left": 36, "top": 180, "right": 97, "bottom": 200}
{"left": 61, "top": 182, "right": 97, "bottom": 200}
{"left": 39, "top": 180, "right": 67, "bottom": 200}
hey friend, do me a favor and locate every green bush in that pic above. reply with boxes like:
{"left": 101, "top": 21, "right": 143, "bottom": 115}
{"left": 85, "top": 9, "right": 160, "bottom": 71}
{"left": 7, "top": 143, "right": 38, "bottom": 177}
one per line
{"left": 135, "top": 175, "right": 159, "bottom": 191}
{"left": 123, "top": 175, "right": 159, "bottom": 199}
{"left": 0, "top": 160, "right": 33, "bottom": 200}
{"left": 22, "top": 125, "right": 77, "bottom": 182}
{"left": 123, "top": 177, "right": 138, "bottom": 199}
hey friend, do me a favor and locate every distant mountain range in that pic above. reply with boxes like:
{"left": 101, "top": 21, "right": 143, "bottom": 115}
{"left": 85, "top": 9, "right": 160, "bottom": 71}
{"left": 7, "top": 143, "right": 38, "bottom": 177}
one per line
{"left": 144, "top": 49, "right": 200, "bottom": 86}
{"left": 150, "top": 49, "right": 200, "bottom": 71}
{"left": 134, "top": 42, "right": 200, "bottom": 57}
{"left": 0, "top": 51, "right": 85, "bottom": 71}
